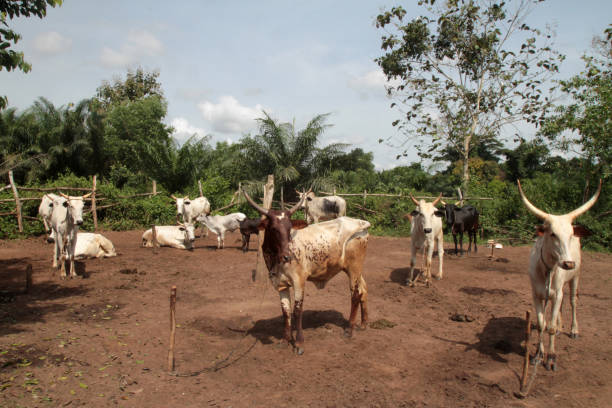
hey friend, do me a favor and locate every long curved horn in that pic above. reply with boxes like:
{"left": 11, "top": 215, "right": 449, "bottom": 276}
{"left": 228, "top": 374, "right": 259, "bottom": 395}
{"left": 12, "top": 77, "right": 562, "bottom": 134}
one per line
{"left": 60, "top": 193, "right": 69, "bottom": 200}
{"left": 243, "top": 191, "right": 270, "bottom": 217}
{"left": 171, "top": 194, "right": 178, "bottom": 200}
{"left": 82, "top": 192, "right": 92, "bottom": 199}
{"left": 287, "top": 192, "right": 307, "bottom": 216}
{"left": 517, "top": 180, "right": 549, "bottom": 221}
{"left": 432, "top": 193, "right": 442, "bottom": 206}
{"left": 440, "top": 199, "right": 447, "bottom": 206}
{"left": 567, "top": 179, "right": 603, "bottom": 220}
{"left": 409, "top": 193, "right": 419, "bottom": 206}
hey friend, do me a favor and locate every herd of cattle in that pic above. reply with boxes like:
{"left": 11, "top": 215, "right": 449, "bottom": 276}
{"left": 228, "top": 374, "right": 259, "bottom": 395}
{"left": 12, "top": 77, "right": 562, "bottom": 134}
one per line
{"left": 35, "top": 181, "right": 602, "bottom": 365}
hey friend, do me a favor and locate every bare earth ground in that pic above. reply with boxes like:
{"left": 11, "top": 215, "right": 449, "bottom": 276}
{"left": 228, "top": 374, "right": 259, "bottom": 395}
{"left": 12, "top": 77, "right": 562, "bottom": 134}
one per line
{"left": 0, "top": 229, "right": 611, "bottom": 408}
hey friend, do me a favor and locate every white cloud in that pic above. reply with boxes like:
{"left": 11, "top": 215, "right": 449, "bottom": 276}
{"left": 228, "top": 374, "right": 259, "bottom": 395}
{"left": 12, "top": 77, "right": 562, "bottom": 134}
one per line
{"left": 99, "top": 29, "right": 164, "bottom": 68}
{"left": 171, "top": 117, "right": 207, "bottom": 144}
{"left": 348, "top": 69, "right": 398, "bottom": 99}
{"left": 32, "top": 31, "right": 72, "bottom": 55}
{"left": 197, "top": 96, "right": 265, "bottom": 134}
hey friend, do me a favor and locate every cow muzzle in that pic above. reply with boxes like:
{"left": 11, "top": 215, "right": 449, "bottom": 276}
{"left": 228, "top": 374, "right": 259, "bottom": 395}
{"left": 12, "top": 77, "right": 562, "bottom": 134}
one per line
{"left": 560, "top": 261, "right": 575, "bottom": 270}
{"left": 423, "top": 228, "right": 432, "bottom": 234}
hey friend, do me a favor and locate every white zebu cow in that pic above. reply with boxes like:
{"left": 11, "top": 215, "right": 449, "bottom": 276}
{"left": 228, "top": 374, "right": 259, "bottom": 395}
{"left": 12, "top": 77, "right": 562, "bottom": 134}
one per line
{"left": 142, "top": 224, "right": 196, "bottom": 250}
{"left": 50, "top": 193, "right": 90, "bottom": 279}
{"left": 38, "top": 193, "right": 60, "bottom": 243}
{"left": 518, "top": 179, "right": 601, "bottom": 371}
{"left": 406, "top": 193, "right": 445, "bottom": 287}
{"left": 74, "top": 232, "right": 117, "bottom": 259}
{"left": 197, "top": 212, "right": 246, "bottom": 249}
{"left": 172, "top": 195, "right": 211, "bottom": 223}
{"left": 297, "top": 191, "right": 346, "bottom": 224}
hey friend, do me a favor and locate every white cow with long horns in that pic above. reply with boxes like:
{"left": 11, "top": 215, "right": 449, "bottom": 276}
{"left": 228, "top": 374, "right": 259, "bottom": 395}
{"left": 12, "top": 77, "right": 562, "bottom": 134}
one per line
{"left": 50, "top": 193, "right": 91, "bottom": 279}
{"left": 518, "top": 179, "right": 601, "bottom": 371}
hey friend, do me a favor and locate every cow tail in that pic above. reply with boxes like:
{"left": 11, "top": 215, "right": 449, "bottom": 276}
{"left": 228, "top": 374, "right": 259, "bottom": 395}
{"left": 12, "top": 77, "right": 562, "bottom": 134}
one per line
{"left": 340, "top": 228, "right": 369, "bottom": 265}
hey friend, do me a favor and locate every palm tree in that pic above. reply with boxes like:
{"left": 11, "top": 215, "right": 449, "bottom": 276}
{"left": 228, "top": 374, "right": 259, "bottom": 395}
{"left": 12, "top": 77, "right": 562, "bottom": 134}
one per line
{"left": 239, "top": 112, "right": 347, "bottom": 202}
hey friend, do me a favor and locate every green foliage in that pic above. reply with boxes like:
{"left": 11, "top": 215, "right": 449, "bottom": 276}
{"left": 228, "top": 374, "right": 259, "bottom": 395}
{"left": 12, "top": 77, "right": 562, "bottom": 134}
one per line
{"left": 375, "top": 0, "right": 563, "bottom": 190}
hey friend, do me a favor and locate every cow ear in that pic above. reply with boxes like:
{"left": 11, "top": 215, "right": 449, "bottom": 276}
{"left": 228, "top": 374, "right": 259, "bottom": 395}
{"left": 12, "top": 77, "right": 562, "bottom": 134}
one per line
{"left": 49, "top": 202, "right": 54, "bottom": 208}
{"left": 403, "top": 213, "right": 413, "bottom": 221}
{"left": 410, "top": 210, "right": 419, "bottom": 217}
{"left": 179, "top": 226, "right": 186, "bottom": 231}
{"left": 291, "top": 219, "right": 308, "bottom": 230}
{"left": 434, "top": 210, "right": 445, "bottom": 217}
{"left": 573, "top": 224, "right": 592, "bottom": 238}
{"left": 453, "top": 207, "right": 461, "bottom": 212}
{"left": 258, "top": 218, "right": 269, "bottom": 230}
{"left": 306, "top": 197, "right": 313, "bottom": 201}
{"left": 535, "top": 225, "right": 546, "bottom": 236}
{"left": 62, "top": 201, "right": 69, "bottom": 208}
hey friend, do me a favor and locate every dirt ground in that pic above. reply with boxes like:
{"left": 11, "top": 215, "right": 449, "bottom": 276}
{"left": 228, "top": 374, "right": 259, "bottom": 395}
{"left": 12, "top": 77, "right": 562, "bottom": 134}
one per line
{"left": 0, "top": 229, "right": 611, "bottom": 408}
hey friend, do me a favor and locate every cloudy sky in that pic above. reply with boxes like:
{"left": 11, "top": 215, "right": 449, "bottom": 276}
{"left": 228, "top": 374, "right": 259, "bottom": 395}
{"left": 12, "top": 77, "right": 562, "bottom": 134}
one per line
{"left": 2, "top": 1, "right": 610, "bottom": 170}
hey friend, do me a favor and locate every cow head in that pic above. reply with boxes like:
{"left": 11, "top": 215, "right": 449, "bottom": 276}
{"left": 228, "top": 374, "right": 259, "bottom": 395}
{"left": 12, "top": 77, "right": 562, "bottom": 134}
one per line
{"left": 178, "top": 222, "right": 196, "bottom": 246}
{"left": 439, "top": 199, "right": 459, "bottom": 228}
{"left": 409, "top": 193, "right": 444, "bottom": 234}
{"left": 171, "top": 195, "right": 191, "bottom": 221}
{"left": 517, "top": 179, "right": 601, "bottom": 270}
{"left": 295, "top": 190, "right": 316, "bottom": 208}
{"left": 58, "top": 193, "right": 90, "bottom": 226}
{"left": 244, "top": 190, "right": 307, "bottom": 266}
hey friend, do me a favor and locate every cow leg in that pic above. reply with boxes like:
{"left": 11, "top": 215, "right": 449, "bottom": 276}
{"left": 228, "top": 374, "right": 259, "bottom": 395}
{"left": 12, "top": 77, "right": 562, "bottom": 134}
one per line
{"left": 453, "top": 233, "right": 458, "bottom": 255}
{"left": 53, "top": 235, "right": 59, "bottom": 268}
{"left": 547, "top": 291, "right": 563, "bottom": 371}
{"left": 459, "top": 231, "right": 464, "bottom": 256}
{"left": 436, "top": 234, "right": 444, "bottom": 280}
{"left": 407, "top": 244, "right": 417, "bottom": 287}
{"left": 220, "top": 231, "right": 225, "bottom": 249}
{"left": 216, "top": 234, "right": 222, "bottom": 249}
{"left": 569, "top": 276, "right": 580, "bottom": 339}
{"left": 293, "top": 285, "right": 305, "bottom": 355}
{"left": 278, "top": 289, "right": 292, "bottom": 347}
{"left": 68, "top": 238, "right": 78, "bottom": 278}
{"left": 472, "top": 228, "right": 478, "bottom": 253}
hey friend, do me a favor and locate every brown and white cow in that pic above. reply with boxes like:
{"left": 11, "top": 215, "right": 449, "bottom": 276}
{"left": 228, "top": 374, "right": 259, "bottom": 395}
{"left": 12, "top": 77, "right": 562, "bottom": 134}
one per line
{"left": 406, "top": 193, "right": 445, "bottom": 287}
{"left": 244, "top": 191, "right": 370, "bottom": 355}
{"left": 518, "top": 179, "right": 601, "bottom": 371}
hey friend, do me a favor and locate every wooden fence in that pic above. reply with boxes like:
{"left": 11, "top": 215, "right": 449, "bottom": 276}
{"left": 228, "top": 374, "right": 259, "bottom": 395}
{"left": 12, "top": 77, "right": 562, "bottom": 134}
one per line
{"left": 0, "top": 171, "right": 159, "bottom": 232}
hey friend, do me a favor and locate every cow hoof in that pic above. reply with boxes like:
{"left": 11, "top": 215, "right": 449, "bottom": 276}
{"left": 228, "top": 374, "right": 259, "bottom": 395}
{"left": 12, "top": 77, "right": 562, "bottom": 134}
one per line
{"left": 295, "top": 346, "right": 305, "bottom": 356}
{"left": 358, "top": 322, "right": 368, "bottom": 331}
{"left": 433, "top": 275, "right": 441, "bottom": 281}
{"left": 60, "top": 276, "right": 67, "bottom": 281}
{"left": 530, "top": 352, "right": 543, "bottom": 366}
{"left": 569, "top": 333, "right": 579, "bottom": 339}
{"left": 344, "top": 328, "right": 353, "bottom": 338}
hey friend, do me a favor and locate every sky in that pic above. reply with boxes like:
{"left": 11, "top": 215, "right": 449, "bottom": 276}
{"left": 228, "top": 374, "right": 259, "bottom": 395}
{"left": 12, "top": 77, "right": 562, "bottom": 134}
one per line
{"left": 1, "top": 0, "right": 610, "bottom": 170}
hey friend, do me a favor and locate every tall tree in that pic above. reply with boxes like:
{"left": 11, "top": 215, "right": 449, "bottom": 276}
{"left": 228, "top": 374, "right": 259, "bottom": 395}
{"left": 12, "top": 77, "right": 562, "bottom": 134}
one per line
{"left": 0, "top": 0, "right": 62, "bottom": 109}
{"left": 539, "top": 26, "right": 612, "bottom": 178}
{"left": 239, "top": 112, "right": 346, "bottom": 199}
{"left": 376, "top": 0, "right": 563, "bottom": 192}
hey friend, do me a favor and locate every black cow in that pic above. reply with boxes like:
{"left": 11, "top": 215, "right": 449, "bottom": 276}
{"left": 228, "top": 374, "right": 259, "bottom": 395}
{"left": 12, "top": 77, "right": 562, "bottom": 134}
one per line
{"left": 442, "top": 202, "right": 479, "bottom": 255}
{"left": 239, "top": 218, "right": 261, "bottom": 252}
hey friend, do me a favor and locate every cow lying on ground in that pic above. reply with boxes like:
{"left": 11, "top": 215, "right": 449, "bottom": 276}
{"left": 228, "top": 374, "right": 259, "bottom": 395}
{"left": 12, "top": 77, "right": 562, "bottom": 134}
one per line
{"left": 406, "top": 193, "right": 445, "bottom": 287}
{"left": 244, "top": 191, "right": 370, "bottom": 355}
{"left": 440, "top": 200, "right": 479, "bottom": 255}
{"left": 518, "top": 179, "right": 601, "bottom": 371}
{"left": 142, "top": 224, "right": 195, "bottom": 250}
{"left": 239, "top": 217, "right": 261, "bottom": 252}
{"left": 197, "top": 212, "right": 246, "bottom": 249}
{"left": 50, "top": 193, "right": 91, "bottom": 279}
{"left": 38, "top": 193, "right": 60, "bottom": 243}
{"left": 74, "top": 232, "right": 117, "bottom": 259}
{"left": 296, "top": 191, "right": 346, "bottom": 224}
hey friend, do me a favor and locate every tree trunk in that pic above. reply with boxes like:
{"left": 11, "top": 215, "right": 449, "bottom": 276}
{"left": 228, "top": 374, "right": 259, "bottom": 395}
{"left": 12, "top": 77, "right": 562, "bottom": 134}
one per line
{"left": 461, "top": 134, "right": 471, "bottom": 194}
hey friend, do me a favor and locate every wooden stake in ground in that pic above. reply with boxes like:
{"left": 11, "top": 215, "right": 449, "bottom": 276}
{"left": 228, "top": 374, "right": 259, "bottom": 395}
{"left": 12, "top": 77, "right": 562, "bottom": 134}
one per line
{"left": 168, "top": 286, "right": 177, "bottom": 372}
{"left": 152, "top": 180, "right": 157, "bottom": 196}
{"left": 255, "top": 175, "right": 274, "bottom": 282}
{"left": 8, "top": 171, "right": 23, "bottom": 233}
{"left": 151, "top": 225, "right": 159, "bottom": 248}
{"left": 198, "top": 179, "right": 204, "bottom": 197}
{"left": 91, "top": 175, "right": 98, "bottom": 231}
{"left": 520, "top": 310, "right": 531, "bottom": 389}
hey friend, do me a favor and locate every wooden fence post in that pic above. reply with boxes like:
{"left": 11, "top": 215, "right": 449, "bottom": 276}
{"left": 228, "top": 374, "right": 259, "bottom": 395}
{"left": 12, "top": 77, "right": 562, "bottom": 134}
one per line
{"left": 168, "top": 285, "right": 177, "bottom": 372}
{"left": 152, "top": 180, "right": 157, "bottom": 196}
{"left": 198, "top": 180, "right": 203, "bottom": 197}
{"left": 91, "top": 175, "right": 98, "bottom": 231}
{"left": 255, "top": 175, "right": 274, "bottom": 282}
{"left": 151, "top": 224, "right": 159, "bottom": 248}
{"left": 8, "top": 171, "right": 23, "bottom": 233}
